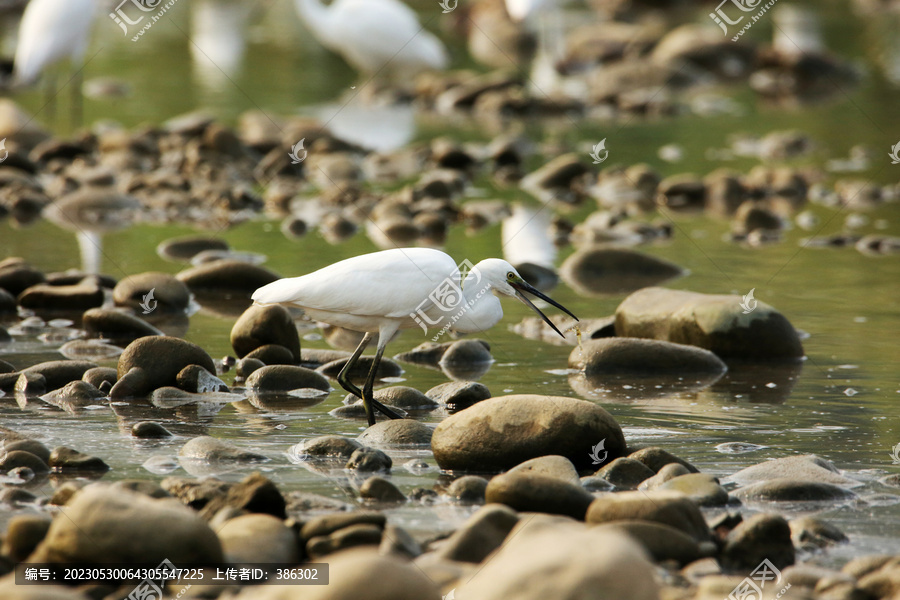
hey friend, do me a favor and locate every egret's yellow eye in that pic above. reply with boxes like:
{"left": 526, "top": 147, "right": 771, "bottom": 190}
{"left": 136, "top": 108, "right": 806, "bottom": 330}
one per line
{"left": 507, "top": 271, "right": 516, "bottom": 279}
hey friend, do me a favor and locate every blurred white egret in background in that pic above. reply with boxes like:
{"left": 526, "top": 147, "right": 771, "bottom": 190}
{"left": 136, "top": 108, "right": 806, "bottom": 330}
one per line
{"left": 252, "top": 248, "right": 577, "bottom": 425}
{"left": 292, "top": 0, "right": 448, "bottom": 78}
{"left": 502, "top": 203, "right": 560, "bottom": 290}
{"left": 502, "top": 203, "right": 557, "bottom": 270}
{"left": 317, "top": 95, "right": 415, "bottom": 151}
{"left": 190, "top": 0, "right": 253, "bottom": 92}
{"left": 13, "top": 0, "right": 97, "bottom": 124}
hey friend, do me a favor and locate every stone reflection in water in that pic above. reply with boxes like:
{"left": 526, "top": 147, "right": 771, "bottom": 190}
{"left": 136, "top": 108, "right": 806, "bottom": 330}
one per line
{"left": 110, "top": 398, "right": 217, "bottom": 438}
{"left": 568, "top": 370, "right": 726, "bottom": 403}
{"left": 707, "top": 361, "right": 803, "bottom": 405}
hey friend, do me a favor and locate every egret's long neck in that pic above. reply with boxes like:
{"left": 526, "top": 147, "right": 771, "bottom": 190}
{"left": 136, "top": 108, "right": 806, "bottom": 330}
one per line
{"left": 448, "top": 269, "right": 503, "bottom": 333}
{"left": 293, "top": 0, "right": 335, "bottom": 47}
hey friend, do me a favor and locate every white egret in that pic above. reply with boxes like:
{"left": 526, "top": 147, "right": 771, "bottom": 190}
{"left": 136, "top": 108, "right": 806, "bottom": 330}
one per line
{"left": 292, "top": 0, "right": 448, "bottom": 78}
{"left": 13, "top": 0, "right": 97, "bottom": 124}
{"left": 252, "top": 248, "right": 578, "bottom": 425}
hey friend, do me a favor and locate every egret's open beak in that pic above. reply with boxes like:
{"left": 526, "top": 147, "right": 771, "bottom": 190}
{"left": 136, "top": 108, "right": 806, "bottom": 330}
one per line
{"left": 510, "top": 279, "right": 578, "bottom": 338}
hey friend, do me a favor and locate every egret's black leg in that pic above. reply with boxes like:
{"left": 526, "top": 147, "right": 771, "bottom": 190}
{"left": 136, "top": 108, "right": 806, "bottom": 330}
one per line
{"left": 336, "top": 333, "right": 373, "bottom": 402}
{"left": 361, "top": 343, "right": 403, "bottom": 425}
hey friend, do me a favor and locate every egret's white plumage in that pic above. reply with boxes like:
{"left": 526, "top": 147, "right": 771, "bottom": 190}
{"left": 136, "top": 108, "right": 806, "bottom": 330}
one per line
{"left": 14, "top": 0, "right": 97, "bottom": 85}
{"left": 293, "top": 0, "right": 448, "bottom": 76}
{"left": 191, "top": 0, "right": 253, "bottom": 89}
{"left": 252, "top": 247, "right": 577, "bottom": 425}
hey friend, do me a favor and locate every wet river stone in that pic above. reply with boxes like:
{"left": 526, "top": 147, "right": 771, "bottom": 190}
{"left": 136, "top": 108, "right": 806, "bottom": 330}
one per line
{"left": 245, "top": 343, "right": 296, "bottom": 365}
{"left": 434, "top": 503, "right": 519, "bottom": 563}
{"left": 594, "top": 521, "right": 706, "bottom": 566}
{"left": 638, "top": 463, "right": 692, "bottom": 491}
{"left": 218, "top": 514, "right": 300, "bottom": 564}
{"left": 0, "top": 259, "right": 46, "bottom": 296}
{"left": 560, "top": 247, "right": 685, "bottom": 296}
{"left": 111, "top": 336, "right": 216, "bottom": 398}
{"left": 157, "top": 235, "right": 230, "bottom": 262}
{"left": 431, "top": 394, "right": 626, "bottom": 472}
{"left": 112, "top": 271, "right": 191, "bottom": 313}
{"left": 346, "top": 447, "right": 392, "bottom": 472}
{"left": 176, "top": 364, "right": 228, "bottom": 393}
{"left": 789, "top": 516, "right": 848, "bottom": 550}
{"left": 245, "top": 364, "right": 330, "bottom": 393}
{"left": 447, "top": 475, "right": 489, "bottom": 504}
{"left": 177, "top": 259, "right": 280, "bottom": 293}
{"left": 440, "top": 339, "right": 494, "bottom": 364}
{"left": 594, "top": 457, "right": 656, "bottom": 489}
{"left": 12, "top": 360, "right": 98, "bottom": 394}
{"left": 81, "top": 307, "right": 164, "bottom": 343}
{"left": 727, "top": 454, "right": 857, "bottom": 486}
{"left": 732, "top": 478, "right": 857, "bottom": 502}
{"left": 179, "top": 436, "right": 267, "bottom": 463}
{"left": 300, "top": 512, "right": 386, "bottom": 541}
{"left": 615, "top": 287, "right": 804, "bottom": 360}
{"left": 132, "top": 421, "right": 173, "bottom": 438}
{"left": 367, "top": 385, "right": 438, "bottom": 410}
{"left": 507, "top": 455, "right": 580, "bottom": 484}
{"left": 317, "top": 355, "right": 403, "bottom": 381}
{"left": 49, "top": 447, "right": 109, "bottom": 472}
{"left": 231, "top": 304, "right": 301, "bottom": 360}
{"left": 629, "top": 446, "right": 699, "bottom": 473}
{"left": 4, "top": 439, "right": 51, "bottom": 464}
{"left": 29, "top": 484, "right": 223, "bottom": 565}
{"left": 2, "top": 514, "right": 52, "bottom": 562}
{"left": 307, "top": 525, "right": 384, "bottom": 559}
{"left": 586, "top": 490, "right": 711, "bottom": 542}
{"left": 0, "top": 450, "right": 49, "bottom": 474}
{"left": 357, "top": 419, "right": 433, "bottom": 447}
{"left": 456, "top": 515, "right": 659, "bottom": 600}
{"left": 485, "top": 472, "right": 595, "bottom": 520}
{"left": 17, "top": 281, "right": 104, "bottom": 312}
{"left": 290, "top": 435, "right": 362, "bottom": 459}
{"left": 425, "top": 380, "right": 491, "bottom": 406}
{"left": 569, "top": 338, "right": 727, "bottom": 375}
{"left": 720, "top": 513, "right": 795, "bottom": 572}
{"left": 360, "top": 476, "right": 407, "bottom": 503}
{"left": 41, "top": 381, "right": 105, "bottom": 406}
{"left": 657, "top": 473, "right": 730, "bottom": 506}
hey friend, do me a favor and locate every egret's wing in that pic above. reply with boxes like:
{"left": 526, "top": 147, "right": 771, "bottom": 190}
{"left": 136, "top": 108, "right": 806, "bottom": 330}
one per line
{"left": 252, "top": 248, "right": 458, "bottom": 319}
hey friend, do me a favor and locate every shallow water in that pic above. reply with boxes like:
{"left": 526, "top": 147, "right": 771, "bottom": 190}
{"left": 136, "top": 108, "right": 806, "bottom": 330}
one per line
{"left": 1, "top": 0, "right": 900, "bottom": 565}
